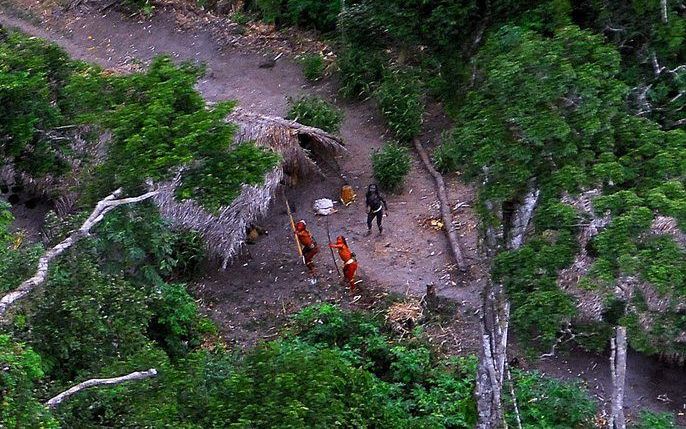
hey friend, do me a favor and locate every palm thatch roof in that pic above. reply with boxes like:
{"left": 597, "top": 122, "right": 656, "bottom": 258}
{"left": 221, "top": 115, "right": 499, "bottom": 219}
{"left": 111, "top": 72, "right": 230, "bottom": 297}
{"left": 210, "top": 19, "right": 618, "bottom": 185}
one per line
{"left": 154, "top": 107, "right": 346, "bottom": 268}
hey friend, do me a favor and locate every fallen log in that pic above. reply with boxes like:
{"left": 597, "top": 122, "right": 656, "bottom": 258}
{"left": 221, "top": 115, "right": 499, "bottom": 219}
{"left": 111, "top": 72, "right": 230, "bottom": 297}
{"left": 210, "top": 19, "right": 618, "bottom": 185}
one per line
{"left": 412, "top": 138, "right": 467, "bottom": 272}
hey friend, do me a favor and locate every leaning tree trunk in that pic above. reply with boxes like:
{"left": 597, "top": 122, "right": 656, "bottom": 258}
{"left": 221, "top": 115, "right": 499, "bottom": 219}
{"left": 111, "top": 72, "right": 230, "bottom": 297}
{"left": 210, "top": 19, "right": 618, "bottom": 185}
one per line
{"left": 476, "top": 295, "right": 510, "bottom": 429}
{"left": 609, "top": 326, "right": 628, "bottom": 429}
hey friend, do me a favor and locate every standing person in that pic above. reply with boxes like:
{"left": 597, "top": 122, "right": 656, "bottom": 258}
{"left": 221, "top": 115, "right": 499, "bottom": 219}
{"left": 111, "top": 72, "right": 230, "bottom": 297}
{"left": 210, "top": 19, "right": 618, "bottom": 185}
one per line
{"left": 329, "top": 235, "right": 358, "bottom": 291}
{"left": 295, "top": 220, "right": 319, "bottom": 274}
{"left": 365, "top": 184, "right": 388, "bottom": 236}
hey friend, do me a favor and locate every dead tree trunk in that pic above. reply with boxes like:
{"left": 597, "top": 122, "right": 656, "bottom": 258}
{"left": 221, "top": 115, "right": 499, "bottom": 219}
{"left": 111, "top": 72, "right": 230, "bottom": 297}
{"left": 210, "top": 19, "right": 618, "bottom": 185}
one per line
{"left": 609, "top": 326, "right": 627, "bottom": 429}
{"left": 477, "top": 182, "right": 539, "bottom": 429}
{"left": 412, "top": 138, "right": 467, "bottom": 271}
{"left": 0, "top": 188, "right": 158, "bottom": 317}
{"left": 45, "top": 369, "right": 158, "bottom": 409}
{"left": 507, "top": 184, "right": 540, "bottom": 250}
{"left": 476, "top": 296, "right": 510, "bottom": 429}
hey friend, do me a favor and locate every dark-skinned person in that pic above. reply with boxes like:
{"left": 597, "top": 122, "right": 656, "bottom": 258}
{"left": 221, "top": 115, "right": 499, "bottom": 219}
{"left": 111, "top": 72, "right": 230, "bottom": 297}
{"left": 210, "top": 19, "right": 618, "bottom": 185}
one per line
{"left": 364, "top": 183, "right": 388, "bottom": 236}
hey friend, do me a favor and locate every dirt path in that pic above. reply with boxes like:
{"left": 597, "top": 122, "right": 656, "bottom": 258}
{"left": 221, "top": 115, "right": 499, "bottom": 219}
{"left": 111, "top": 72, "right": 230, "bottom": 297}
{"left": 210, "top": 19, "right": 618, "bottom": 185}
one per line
{"left": 3, "top": 4, "right": 686, "bottom": 424}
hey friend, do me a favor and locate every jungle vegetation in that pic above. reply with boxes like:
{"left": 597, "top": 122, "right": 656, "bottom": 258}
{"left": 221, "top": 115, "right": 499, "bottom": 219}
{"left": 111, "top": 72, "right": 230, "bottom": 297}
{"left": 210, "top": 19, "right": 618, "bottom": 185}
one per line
{"left": 1, "top": 0, "right": 685, "bottom": 426}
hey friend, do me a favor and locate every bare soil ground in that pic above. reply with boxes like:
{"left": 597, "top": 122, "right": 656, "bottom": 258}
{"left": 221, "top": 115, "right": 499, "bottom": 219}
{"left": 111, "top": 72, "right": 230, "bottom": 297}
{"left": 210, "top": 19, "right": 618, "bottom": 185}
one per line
{"left": 2, "top": 2, "right": 685, "bottom": 424}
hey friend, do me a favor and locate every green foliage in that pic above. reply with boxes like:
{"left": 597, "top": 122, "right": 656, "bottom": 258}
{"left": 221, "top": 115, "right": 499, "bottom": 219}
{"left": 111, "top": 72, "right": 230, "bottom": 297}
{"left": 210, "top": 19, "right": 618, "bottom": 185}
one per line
{"left": 572, "top": 0, "right": 686, "bottom": 128}
{"left": 253, "top": 0, "right": 282, "bottom": 24}
{"left": 1, "top": 31, "right": 278, "bottom": 212}
{"left": 176, "top": 142, "right": 281, "bottom": 214}
{"left": 27, "top": 254, "right": 152, "bottom": 382}
{"left": 439, "top": 22, "right": 686, "bottom": 356}
{"left": 493, "top": 217, "right": 579, "bottom": 348}
{"left": 299, "top": 52, "right": 325, "bottom": 81}
{"left": 86, "top": 56, "right": 279, "bottom": 211}
{"left": 286, "top": 95, "right": 343, "bottom": 133}
{"left": 0, "top": 29, "right": 74, "bottom": 176}
{"left": 436, "top": 25, "right": 625, "bottom": 200}
{"left": 148, "top": 282, "right": 209, "bottom": 358}
{"left": 375, "top": 70, "right": 424, "bottom": 141}
{"left": 337, "top": 44, "right": 387, "bottom": 99}
{"left": 0, "top": 335, "right": 58, "bottom": 428}
{"left": 631, "top": 410, "right": 677, "bottom": 429}
{"left": 251, "top": 0, "right": 340, "bottom": 32}
{"left": 0, "top": 203, "right": 43, "bottom": 297}
{"left": 284, "top": 0, "right": 341, "bottom": 32}
{"left": 166, "top": 229, "right": 206, "bottom": 280}
{"left": 371, "top": 142, "right": 412, "bottom": 193}
{"left": 508, "top": 370, "right": 596, "bottom": 428}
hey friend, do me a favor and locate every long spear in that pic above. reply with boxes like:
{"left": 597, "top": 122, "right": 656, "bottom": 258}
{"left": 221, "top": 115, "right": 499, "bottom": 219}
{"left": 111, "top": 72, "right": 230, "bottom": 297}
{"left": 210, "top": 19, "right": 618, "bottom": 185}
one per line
{"left": 325, "top": 215, "right": 341, "bottom": 277}
{"left": 282, "top": 188, "right": 305, "bottom": 265}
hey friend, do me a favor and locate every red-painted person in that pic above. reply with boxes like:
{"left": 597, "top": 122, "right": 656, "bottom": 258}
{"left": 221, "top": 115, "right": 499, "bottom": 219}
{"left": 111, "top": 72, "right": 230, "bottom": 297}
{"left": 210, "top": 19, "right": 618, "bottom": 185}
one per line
{"left": 329, "top": 235, "right": 358, "bottom": 291}
{"left": 295, "top": 220, "right": 319, "bottom": 273}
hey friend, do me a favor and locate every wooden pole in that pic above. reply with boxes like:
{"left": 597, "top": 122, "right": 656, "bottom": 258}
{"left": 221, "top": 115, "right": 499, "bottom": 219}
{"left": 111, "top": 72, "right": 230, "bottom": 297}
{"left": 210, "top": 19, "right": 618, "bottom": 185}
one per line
{"left": 282, "top": 188, "right": 305, "bottom": 265}
{"left": 325, "top": 215, "right": 341, "bottom": 277}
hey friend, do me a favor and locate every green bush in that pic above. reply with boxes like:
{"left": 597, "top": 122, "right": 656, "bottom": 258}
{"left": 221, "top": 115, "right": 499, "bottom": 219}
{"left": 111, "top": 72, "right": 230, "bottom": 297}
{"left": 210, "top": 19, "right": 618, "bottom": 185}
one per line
{"left": 631, "top": 410, "right": 677, "bottom": 429}
{"left": 285, "top": 0, "right": 341, "bottom": 32}
{"left": 251, "top": 0, "right": 340, "bottom": 31}
{"left": 372, "top": 142, "right": 412, "bottom": 193}
{"left": 165, "top": 229, "right": 206, "bottom": 280}
{"left": 299, "top": 53, "right": 325, "bottom": 81}
{"left": 509, "top": 371, "right": 597, "bottom": 428}
{"left": 337, "top": 44, "right": 387, "bottom": 99}
{"left": 375, "top": 70, "right": 424, "bottom": 141}
{"left": 0, "top": 335, "right": 59, "bottom": 428}
{"left": 254, "top": 0, "right": 282, "bottom": 23}
{"left": 286, "top": 95, "right": 343, "bottom": 133}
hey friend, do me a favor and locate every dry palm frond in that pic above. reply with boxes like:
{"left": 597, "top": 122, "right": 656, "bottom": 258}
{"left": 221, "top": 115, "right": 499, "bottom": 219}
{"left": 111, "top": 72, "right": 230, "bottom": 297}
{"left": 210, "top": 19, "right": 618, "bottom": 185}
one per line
{"left": 155, "top": 108, "right": 347, "bottom": 268}
{"left": 386, "top": 298, "right": 424, "bottom": 336}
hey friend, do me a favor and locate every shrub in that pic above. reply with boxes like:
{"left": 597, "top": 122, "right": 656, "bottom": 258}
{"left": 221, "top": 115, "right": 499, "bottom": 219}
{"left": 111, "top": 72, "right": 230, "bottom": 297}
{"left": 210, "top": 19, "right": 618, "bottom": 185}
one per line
{"left": 0, "top": 336, "right": 59, "bottom": 428}
{"left": 251, "top": 0, "right": 340, "bottom": 31}
{"left": 337, "top": 44, "right": 387, "bottom": 99}
{"left": 165, "top": 229, "right": 206, "bottom": 280}
{"left": 375, "top": 70, "right": 424, "bottom": 141}
{"left": 285, "top": 95, "right": 343, "bottom": 133}
{"left": 510, "top": 371, "right": 597, "bottom": 427}
{"left": 254, "top": 0, "right": 283, "bottom": 24}
{"left": 285, "top": 0, "right": 341, "bottom": 32}
{"left": 299, "top": 53, "right": 325, "bottom": 81}
{"left": 371, "top": 142, "right": 412, "bottom": 193}
{"left": 631, "top": 410, "right": 677, "bottom": 429}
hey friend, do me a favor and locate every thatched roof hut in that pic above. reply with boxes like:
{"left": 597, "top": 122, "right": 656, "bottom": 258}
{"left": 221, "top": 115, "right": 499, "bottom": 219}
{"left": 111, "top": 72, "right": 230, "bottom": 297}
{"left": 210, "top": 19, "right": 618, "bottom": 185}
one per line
{"left": 153, "top": 107, "right": 346, "bottom": 268}
{"left": 2, "top": 106, "right": 345, "bottom": 268}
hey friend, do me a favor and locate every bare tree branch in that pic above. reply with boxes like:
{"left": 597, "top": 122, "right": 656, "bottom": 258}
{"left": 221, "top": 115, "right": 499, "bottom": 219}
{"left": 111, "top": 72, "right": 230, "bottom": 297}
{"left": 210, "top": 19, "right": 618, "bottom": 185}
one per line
{"left": 668, "top": 118, "right": 686, "bottom": 129}
{"left": 0, "top": 188, "right": 158, "bottom": 317}
{"left": 45, "top": 369, "right": 158, "bottom": 409}
{"left": 661, "top": 0, "right": 669, "bottom": 23}
{"left": 652, "top": 52, "right": 665, "bottom": 77}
